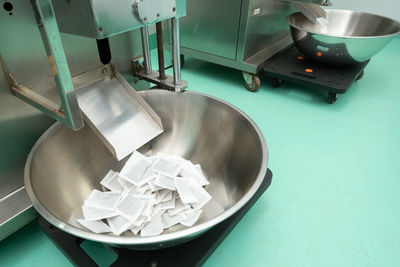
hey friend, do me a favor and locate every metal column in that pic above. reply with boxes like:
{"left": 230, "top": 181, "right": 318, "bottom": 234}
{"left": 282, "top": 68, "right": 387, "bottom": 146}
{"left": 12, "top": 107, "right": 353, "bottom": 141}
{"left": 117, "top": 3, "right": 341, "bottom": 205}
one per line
{"left": 171, "top": 17, "right": 182, "bottom": 89}
{"left": 140, "top": 26, "right": 152, "bottom": 74}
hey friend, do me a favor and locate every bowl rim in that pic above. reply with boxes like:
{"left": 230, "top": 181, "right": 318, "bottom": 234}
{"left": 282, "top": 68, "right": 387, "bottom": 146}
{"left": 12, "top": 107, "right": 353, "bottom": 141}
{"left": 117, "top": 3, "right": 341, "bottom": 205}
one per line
{"left": 24, "top": 89, "right": 269, "bottom": 246}
{"left": 286, "top": 9, "right": 400, "bottom": 39}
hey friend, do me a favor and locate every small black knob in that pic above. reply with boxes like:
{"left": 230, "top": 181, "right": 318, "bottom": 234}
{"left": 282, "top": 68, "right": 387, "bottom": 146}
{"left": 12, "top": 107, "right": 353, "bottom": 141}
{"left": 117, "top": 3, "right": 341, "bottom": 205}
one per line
{"left": 3, "top": 2, "right": 13, "bottom": 12}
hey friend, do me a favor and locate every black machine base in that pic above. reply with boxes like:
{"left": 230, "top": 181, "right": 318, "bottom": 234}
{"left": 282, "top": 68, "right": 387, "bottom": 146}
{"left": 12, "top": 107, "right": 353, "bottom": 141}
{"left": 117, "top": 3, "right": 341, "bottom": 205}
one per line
{"left": 39, "top": 169, "right": 273, "bottom": 267}
{"left": 263, "top": 45, "right": 369, "bottom": 104}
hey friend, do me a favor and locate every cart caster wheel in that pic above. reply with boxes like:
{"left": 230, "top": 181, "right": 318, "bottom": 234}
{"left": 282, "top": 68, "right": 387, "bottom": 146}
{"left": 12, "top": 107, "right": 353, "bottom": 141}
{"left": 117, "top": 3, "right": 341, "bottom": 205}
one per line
{"left": 271, "top": 78, "right": 282, "bottom": 88}
{"left": 327, "top": 92, "right": 338, "bottom": 104}
{"left": 180, "top": 54, "right": 185, "bottom": 68}
{"left": 245, "top": 75, "right": 261, "bottom": 92}
{"left": 356, "top": 70, "right": 364, "bottom": 81}
{"left": 132, "top": 61, "right": 144, "bottom": 75}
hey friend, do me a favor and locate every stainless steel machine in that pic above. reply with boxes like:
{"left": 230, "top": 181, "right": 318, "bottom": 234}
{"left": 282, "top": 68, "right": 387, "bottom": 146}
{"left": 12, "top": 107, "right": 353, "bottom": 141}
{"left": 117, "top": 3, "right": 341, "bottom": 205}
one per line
{"left": 178, "top": 0, "right": 331, "bottom": 91}
{"left": 0, "top": 0, "right": 186, "bottom": 241}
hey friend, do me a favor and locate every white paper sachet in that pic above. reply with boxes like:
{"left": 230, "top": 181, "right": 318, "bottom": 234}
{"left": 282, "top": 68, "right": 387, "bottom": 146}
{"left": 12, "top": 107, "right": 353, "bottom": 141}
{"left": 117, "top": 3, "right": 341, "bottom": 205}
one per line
{"left": 116, "top": 176, "right": 135, "bottom": 191}
{"left": 130, "top": 221, "right": 146, "bottom": 235}
{"left": 168, "top": 199, "right": 190, "bottom": 216}
{"left": 169, "top": 154, "right": 188, "bottom": 166}
{"left": 82, "top": 205, "right": 117, "bottom": 221}
{"left": 142, "top": 198, "right": 156, "bottom": 218}
{"left": 133, "top": 215, "right": 147, "bottom": 227}
{"left": 77, "top": 219, "right": 111, "bottom": 234}
{"left": 143, "top": 190, "right": 153, "bottom": 197}
{"left": 174, "top": 177, "right": 198, "bottom": 204}
{"left": 151, "top": 204, "right": 162, "bottom": 218}
{"left": 119, "top": 151, "right": 152, "bottom": 185}
{"left": 107, "top": 216, "right": 132, "bottom": 235}
{"left": 160, "top": 197, "right": 175, "bottom": 210}
{"left": 155, "top": 189, "right": 170, "bottom": 204}
{"left": 180, "top": 162, "right": 209, "bottom": 186}
{"left": 188, "top": 180, "right": 212, "bottom": 210}
{"left": 180, "top": 209, "right": 203, "bottom": 227}
{"left": 160, "top": 191, "right": 173, "bottom": 203}
{"left": 148, "top": 179, "right": 162, "bottom": 192}
{"left": 194, "top": 164, "right": 204, "bottom": 176}
{"left": 161, "top": 212, "right": 186, "bottom": 229}
{"left": 116, "top": 194, "right": 147, "bottom": 222}
{"left": 100, "top": 170, "right": 123, "bottom": 192}
{"left": 77, "top": 151, "right": 212, "bottom": 236}
{"left": 84, "top": 190, "right": 121, "bottom": 211}
{"left": 137, "top": 167, "right": 157, "bottom": 187}
{"left": 138, "top": 184, "right": 151, "bottom": 194}
{"left": 152, "top": 157, "right": 183, "bottom": 178}
{"left": 141, "top": 213, "right": 163, "bottom": 237}
{"left": 154, "top": 174, "right": 176, "bottom": 191}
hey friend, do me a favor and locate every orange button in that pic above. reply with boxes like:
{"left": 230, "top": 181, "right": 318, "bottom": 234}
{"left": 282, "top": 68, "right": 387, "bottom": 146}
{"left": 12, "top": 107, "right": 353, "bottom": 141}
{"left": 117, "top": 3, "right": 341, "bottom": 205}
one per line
{"left": 297, "top": 56, "right": 304, "bottom": 60}
{"left": 316, "top": 52, "right": 323, "bottom": 57}
{"left": 305, "top": 68, "right": 313, "bottom": 73}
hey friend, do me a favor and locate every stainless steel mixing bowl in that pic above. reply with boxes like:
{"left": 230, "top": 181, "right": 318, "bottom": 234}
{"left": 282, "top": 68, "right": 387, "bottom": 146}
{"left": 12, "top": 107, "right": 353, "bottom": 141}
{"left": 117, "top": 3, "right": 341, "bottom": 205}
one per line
{"left": 25, "top": 90, "right": 268, "bottom": 249}
{"left": 287, "top": 10, "right": 400, "bottom": 65}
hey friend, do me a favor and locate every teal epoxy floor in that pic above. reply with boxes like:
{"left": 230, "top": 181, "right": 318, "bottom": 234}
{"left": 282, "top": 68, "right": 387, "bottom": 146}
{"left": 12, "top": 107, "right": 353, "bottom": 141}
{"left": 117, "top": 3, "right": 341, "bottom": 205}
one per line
{"left": 1, "top": 39, "right": 400, "bottom": 266}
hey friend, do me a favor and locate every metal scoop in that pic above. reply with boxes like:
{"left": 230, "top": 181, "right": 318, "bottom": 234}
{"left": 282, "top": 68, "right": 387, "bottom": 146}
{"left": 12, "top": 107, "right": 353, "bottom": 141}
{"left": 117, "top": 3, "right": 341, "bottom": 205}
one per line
{"left": 74, "top": 64, "right": 163, "bottom": 161}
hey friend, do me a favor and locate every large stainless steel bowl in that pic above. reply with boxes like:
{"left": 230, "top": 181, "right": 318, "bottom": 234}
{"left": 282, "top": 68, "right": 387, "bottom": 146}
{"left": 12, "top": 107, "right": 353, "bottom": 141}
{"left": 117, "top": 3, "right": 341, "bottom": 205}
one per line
{"left": 287, "top": 10, "right": 400, "bottom": 65}
{"left": 25, "top": 90, "right": 268, "bottom": 249}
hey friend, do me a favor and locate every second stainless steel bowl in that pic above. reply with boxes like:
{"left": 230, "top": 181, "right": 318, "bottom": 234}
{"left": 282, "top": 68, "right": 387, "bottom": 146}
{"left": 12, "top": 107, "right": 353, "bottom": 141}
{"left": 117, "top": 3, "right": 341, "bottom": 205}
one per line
{"left": 287, "top": 10, "right": 400, "bottom": 65}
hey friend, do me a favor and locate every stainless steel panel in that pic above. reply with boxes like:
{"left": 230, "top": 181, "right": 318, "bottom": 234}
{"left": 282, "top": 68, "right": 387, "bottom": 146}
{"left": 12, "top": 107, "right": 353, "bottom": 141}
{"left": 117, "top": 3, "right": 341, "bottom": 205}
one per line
{"left": 241, "top": 0, "right": 294, "bottom": 60}
{"left": 51, "top": 0, "right": 186, "bottom": 39}
{"left": 0, "top": 187, "right": 36, "bottom": 241}
{"left": 180, "top": 0, "right": 242, "bottom": 60}
{"left": 179, "top": 0, "right": 295, "bottom": 74}
{"left": 0, "top": 1, "right": 55, "bottom": 199}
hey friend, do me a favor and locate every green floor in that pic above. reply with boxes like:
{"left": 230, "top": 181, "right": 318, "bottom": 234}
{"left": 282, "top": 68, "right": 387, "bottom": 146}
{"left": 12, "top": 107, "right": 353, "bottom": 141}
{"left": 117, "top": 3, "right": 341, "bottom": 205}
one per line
{"left": 1, "top": 38, "right": 400, "bottom": 266}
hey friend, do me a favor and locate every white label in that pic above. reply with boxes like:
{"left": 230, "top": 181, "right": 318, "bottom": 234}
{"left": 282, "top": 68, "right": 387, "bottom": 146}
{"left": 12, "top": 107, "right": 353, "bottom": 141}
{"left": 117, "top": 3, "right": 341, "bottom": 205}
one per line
{"left": 254, "top": 8, "right": 260, "bottom": 15}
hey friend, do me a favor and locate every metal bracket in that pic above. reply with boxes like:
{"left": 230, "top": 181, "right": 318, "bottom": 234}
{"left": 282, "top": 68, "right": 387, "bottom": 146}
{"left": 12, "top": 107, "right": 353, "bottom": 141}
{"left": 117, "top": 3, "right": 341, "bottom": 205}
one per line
{"left": 0, "top": 0, "right": 84, "bottom": 130}
{"left": 133, "top": 17, "right": 186, "bottom": 92}
{"left": 132, "top": 59, "right": 188, "bottom": 91}
{"left": 133, "top": 0, "right": 177, "bottom": 25}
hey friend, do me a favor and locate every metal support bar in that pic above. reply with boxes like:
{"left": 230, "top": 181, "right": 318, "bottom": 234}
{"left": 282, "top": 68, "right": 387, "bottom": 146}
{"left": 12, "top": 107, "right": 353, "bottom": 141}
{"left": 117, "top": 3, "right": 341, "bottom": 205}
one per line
{"left": 171, "top": 17, "right": 182, "bottom": 89}
{"left": 156, "top": 22, "right": 167, "bottom": 80}
{"left": 9, "top": 0, "right": 84, "bottom": 130}
{"left": 140, "top": 26, "right": 152, "bottom": 74}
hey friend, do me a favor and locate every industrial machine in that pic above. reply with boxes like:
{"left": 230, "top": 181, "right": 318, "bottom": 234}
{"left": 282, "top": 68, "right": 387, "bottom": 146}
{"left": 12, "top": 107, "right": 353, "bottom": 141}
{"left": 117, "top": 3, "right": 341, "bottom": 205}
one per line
{"left": 178, "top": 0, "right": 332, "bottom": 91}
{"left": 0, "top": 0, "right": 186, "bottom": 241}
